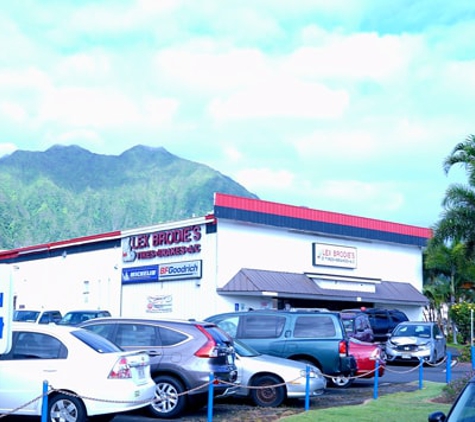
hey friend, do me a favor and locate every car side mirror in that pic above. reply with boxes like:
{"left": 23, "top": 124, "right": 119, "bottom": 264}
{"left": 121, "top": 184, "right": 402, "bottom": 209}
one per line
{"left": 428, "top": 411, "right": 446, "bottom": 422}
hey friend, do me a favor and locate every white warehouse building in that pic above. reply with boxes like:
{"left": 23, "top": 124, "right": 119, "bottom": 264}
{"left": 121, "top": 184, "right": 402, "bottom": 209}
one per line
{"left": 0, "top": 193, "right": 430, "bottom": 321}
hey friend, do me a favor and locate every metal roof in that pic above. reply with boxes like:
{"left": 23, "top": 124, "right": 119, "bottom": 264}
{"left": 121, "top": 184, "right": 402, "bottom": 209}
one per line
{"left": 218, "top": 268, "right": 428, "bottom": 306}
{"left": 214, "top": 193, "right": 432, "bottom": 247}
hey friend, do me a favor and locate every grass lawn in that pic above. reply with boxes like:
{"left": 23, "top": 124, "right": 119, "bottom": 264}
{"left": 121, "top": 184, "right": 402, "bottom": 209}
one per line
{"left": 280, "top": 382, "right": 452, "bottom": 422}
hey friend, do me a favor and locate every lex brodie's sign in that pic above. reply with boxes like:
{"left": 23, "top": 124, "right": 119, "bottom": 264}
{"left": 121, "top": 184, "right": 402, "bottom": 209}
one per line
{"left": 312, "top": 243, "right": 357, "bottom": 269}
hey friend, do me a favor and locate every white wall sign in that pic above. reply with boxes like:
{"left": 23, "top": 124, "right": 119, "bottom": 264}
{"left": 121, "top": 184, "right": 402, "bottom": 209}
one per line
{"left": 312, "top": 243, "right": 357, "bottom": 269}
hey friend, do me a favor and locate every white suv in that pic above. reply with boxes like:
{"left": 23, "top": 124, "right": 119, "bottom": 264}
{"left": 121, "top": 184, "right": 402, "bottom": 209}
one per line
{"left": 13, "top": 309, "right": 63, "bottom": 324}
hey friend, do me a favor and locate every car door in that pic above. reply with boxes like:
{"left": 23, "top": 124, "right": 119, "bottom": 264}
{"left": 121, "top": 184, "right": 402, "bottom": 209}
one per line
{"left": 115, "top": 323, "right": 164, "bottom": 371}
{"left": 0, "top": 331, "right": 65, "bottom": 415}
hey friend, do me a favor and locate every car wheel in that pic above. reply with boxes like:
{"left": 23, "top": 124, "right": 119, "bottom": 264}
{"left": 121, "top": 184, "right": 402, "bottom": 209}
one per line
{"left": 329, "top": 375, "right": 354, "bottom": 388}
{"left": 149, "top": 375, "right": 187, "bottom": 419}
{"left": 49, "top": 393, "right": 87, "bottom": 422}
{"left": 250, "top": 374, "right": 286, "bottom": 407}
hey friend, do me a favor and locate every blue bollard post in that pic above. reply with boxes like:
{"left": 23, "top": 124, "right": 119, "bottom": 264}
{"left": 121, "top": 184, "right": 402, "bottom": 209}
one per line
{"left": 472, "top": 346, "right": 475, "bottom": 371}
{"left": 373, "top": 360, "right": 379, "bottom": 400}
{"left": 446, "top": 351, "right": 452, "bottom": 384}
{"left": 419, "top": 358, "right": 423, "bottom": 390}
{"left": 207, "top": 373, "right": 214, "bottom": 422}
{"left": 305, "top": 365, "right": 310, "bottom": 411}
{"left": 41, "top": 380, "right": 48, "bottom": 422}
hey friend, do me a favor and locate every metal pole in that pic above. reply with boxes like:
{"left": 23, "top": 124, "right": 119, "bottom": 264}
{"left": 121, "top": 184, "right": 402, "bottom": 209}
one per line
{"left": 304, "top": 365, "right": 310, "bottom": 411}
{"left": 373, "top": 360, "right": 379, "bottom": 400}
{"left": 41, "top": 380, "right": 48, "bottom": 422}
{"left": 446, "top": 351, "right": 452, "bottom": 384}
{"left": 419, "top": 358, "right": 423, "bottom": 390}
{"left": 207, "top": 373, "right": 214, "bottom": 422}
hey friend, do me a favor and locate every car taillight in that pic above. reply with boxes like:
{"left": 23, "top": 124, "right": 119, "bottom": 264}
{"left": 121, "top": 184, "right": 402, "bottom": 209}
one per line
{"left": 108, "top": 357, "right": 132, "bottom": 379}
{"left": 195, "top": 325, "right": 219, "bottom": 358}
{"left": 339, "top": 340, "right": 348, "bottom": 357}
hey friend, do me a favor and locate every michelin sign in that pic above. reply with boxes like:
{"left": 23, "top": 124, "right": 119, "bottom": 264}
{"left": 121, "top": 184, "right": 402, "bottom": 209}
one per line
{"left": 122, "top": 260, "right": 202, "bottom": 284}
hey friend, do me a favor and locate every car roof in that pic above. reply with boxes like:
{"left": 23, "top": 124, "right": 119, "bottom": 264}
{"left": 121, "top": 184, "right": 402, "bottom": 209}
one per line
{"left": 12, "top": 322, "right": 77, "bottom": 334}
{"left": 79, "top": 316, "right": 212, "bottom": 325}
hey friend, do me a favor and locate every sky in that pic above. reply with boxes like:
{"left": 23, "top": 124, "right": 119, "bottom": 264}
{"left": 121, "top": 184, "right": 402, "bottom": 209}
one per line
{"left": 1, "top": 1, "right": 475, "bottom": 229}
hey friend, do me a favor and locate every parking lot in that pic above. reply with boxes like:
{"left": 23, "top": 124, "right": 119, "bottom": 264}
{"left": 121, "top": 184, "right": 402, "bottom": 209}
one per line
{"left": 112, "top": 359, "right": 473, "bottom": 422}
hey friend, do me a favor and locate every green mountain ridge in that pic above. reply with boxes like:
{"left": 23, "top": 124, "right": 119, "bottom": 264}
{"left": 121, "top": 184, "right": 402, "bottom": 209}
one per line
{"left": 0, "top": 145, "right": 258, "bottom": 249}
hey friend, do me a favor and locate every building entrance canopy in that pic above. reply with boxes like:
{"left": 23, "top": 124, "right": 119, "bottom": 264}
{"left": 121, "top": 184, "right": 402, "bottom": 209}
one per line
{"left": 218, "top": 268, "right": 428, "bottom": 307}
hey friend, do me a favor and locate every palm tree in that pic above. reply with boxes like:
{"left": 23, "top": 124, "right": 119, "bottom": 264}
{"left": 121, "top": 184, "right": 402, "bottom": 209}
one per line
{"left": 433, "top": 134, "right": 475, "bottom": 256}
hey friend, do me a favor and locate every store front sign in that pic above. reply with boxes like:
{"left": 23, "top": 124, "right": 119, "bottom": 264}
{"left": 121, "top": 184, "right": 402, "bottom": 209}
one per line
{"left": 158, "top": 260, "right": 202, "bottom": 281}
{"left": 312, "top": 243, "right": 357, "bottom": 269}
{"left": 122, "top": 224, "right": 202, "bottom": 263}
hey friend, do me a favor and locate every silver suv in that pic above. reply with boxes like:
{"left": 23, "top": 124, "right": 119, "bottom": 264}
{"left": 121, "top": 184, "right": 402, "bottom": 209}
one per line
{"left": 79, "top": 317, "right": 238, "bottom": 419}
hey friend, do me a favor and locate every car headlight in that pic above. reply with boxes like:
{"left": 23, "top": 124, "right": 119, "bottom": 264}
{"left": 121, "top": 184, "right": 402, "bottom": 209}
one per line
{"left": 418, "top": 342, "right": 431, "bottom": 351}
{"left": 300, "top": 368, "right": 320, "bottom": 378}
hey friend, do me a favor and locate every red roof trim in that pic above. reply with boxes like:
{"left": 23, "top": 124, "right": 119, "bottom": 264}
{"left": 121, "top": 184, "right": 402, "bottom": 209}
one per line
{"left": 0, "top": 230, "right": 121, "bottom": 259}
{"left": 215, "top": 193, "right": 432, "bottom": 238}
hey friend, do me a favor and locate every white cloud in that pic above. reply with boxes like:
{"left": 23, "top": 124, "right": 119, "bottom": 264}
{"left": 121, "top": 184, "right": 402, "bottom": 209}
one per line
{"left": 209, "top": 80, "right": 349, "bottom": 120}
{"left": 235, "top": 168, "right": 295, "bottom": 190}
{"left": 0, "top": 101, "right": 27, "bottom": 122}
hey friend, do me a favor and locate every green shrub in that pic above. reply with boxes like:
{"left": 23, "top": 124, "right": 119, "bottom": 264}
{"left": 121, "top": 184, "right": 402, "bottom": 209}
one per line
{"left": 450, "top": 302, "right": 475, "bottom": 344}
{"left": 442, "top": 370, "right": 475, "bottom": 402}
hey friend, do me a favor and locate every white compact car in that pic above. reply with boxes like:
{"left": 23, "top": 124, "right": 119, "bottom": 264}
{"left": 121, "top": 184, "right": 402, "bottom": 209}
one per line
{"left": 232, "top": 339, "right": 326, "bottom": 407}
{"left": 0, "top": 323, "right": 155, "bottom": 422}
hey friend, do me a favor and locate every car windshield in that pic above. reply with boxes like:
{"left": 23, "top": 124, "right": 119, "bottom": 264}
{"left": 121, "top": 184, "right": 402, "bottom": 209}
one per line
{"left": 234, "top": 339, "right": 260, "bottom": 357}
{"left": 72, "top": 328, "right": 123, "bottom": 353}
{"left": 341, "top": 317, "right": 355, "bottom": 333}
{"left": 13, "top": 311, "right": 40, "bottom": 322}
{"left": 447, "top": 382, "right": 475, "bottom": 421}
{"left": 393, "top": 324, "right": 431, "bottom": 338}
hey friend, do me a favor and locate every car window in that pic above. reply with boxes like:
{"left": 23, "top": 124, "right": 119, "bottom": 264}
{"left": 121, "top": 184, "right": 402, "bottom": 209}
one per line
{"left": 294, "top": 316, "right": 336, "bottom": 338}
{"left": 72, "top": 329, "right": 123, "bottom": 353}
{"left": 10, "top": 332, "right": 65, "bottom": 360}
{"left": 13, "top": 311, "right": 40, "bottom": 322}
{"left": 342, "top": 318, "right": 355, "bottom": 334}
{"left": 116, "top": 324, "right": 158, "bottom": 347}
{"left": 158, "top": 326, "right": 188, "bottom": 346}
{"left": 237, "top": 315, "right": 286, "bottom": 339}
{"left": 391, "top": 312, "right": 408, "bottom": 324}
{"left": 214, "top": 317, "right": 239, "bottom": 338}
{"left": 83, "top": 323, "right": 116, "bottom": 341}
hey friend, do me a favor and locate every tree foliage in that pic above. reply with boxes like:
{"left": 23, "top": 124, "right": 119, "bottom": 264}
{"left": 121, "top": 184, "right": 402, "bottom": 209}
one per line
{"left": 0, "top": 145, "right": 258, "bottom": 249}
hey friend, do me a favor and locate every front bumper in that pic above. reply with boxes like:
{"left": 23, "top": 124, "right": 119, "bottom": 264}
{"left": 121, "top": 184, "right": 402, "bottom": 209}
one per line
{"left": 386, "top": 346, "right": 431, "bottom": 362}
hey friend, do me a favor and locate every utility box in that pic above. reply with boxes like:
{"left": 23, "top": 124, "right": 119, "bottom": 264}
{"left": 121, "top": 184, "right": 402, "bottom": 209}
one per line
{"left": 0, "top": 265, "right": 13, "bottom": 354}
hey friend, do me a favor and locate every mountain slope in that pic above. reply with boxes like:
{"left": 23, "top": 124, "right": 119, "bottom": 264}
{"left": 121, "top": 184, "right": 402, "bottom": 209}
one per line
{"left": 0, "top": 145, "right": 258, "bottom": 249}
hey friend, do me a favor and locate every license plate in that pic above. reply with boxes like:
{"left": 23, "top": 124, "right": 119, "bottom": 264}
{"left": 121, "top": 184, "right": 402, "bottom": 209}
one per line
{"left": 402, "top": 354, "right": 411, "bottom": 359}
{"left": 227, "top": 354, "right": 234, "bottom": 365}
{"left": 137, "top": 366, "right": 145, "bottom": 379}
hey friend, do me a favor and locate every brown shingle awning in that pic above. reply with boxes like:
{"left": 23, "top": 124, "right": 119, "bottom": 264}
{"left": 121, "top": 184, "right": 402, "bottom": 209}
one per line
{"left": 218, "top": 268, "right": 428, "bottom": 306}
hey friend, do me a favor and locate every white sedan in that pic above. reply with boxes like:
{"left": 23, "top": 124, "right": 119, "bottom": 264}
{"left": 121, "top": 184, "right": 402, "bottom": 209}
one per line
{"left": 232, "top": 339, "right": 326, "bottom": 407}
{"left": 0, "top": 323, "right": 156, "bottom": 422}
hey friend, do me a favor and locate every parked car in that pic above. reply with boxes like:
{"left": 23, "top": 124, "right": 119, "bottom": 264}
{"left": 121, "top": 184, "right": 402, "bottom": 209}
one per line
{"left": 232, "top": 339, "right": 326, "bottom": 407}
{"left": 386, "top": 321, "right": 446, "bottom": 364}
{"left": 13, "top": 309, "right": 63, "bottom": 324}
{"left": 340, "top": 311, "right": 374, "bottom": 342}
{"left": 429, "top": 375, "right": 475, "bottom": 421}
{"left": 58, "top": 309, "right": 111, "bottom": 326}
{"left": 0, "top": 322, "right": 155, "bottom": 422}
{"left": 79, "top": 317, "right": 238, "bottom": 419}
{"left": 205, "top": 309, "right": 357, "bottom": 388}
{"left": 356, "top": 308, "right": 409, "bottom": 343}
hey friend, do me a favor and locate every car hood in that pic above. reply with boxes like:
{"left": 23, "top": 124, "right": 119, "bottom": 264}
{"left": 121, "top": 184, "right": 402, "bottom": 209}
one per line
{"left": 389, "top": 336, "right": 430, "bottom": 346}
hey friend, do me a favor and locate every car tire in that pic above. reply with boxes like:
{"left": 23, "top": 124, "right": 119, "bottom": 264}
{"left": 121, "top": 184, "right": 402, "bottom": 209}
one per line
{"left": 149, "top": 375, "right": 187, "bottom": 419}
{"left": 49, "top": 393, "right": 87, "bottom": 422}
{"left": 250, "top": 374, "right": 286, "bottom": 407}
{"left": 329, "top": 375, "right": 354, "bottom": 388}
